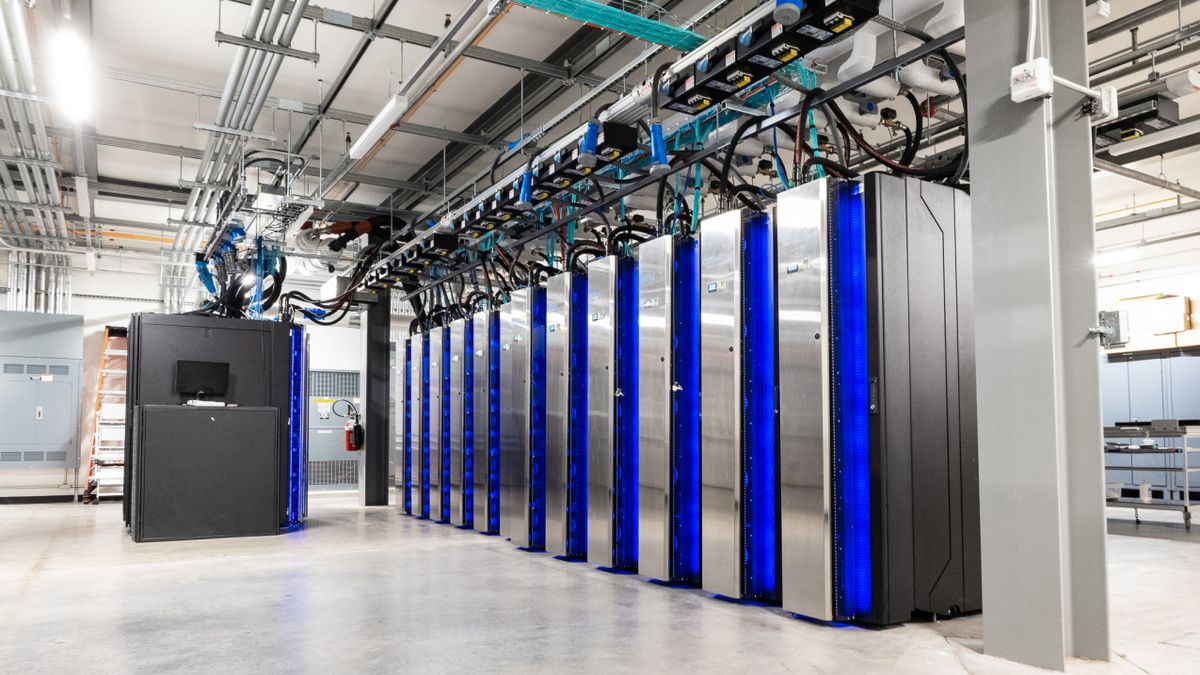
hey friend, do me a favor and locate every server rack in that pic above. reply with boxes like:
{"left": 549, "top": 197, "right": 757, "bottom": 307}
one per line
{"left": 411, "top": 332, "right": 429, "bottom": 518}
{"left": 401, "top": 339, "right": 413, "bottom": 514}
{"left": 776, "top": 176, "right": 980, "bottom": 624}
{"left": 499, "top": 288, "right": 548, "bottom": 549}
{"left": 545, "top": 272, "right": 588, "bottom": 558}
{"left": 473, "top": 310, "right": 501, "bottom": 534}
{"left": 587, "top": 255, "right": 639, "bottom": 570}
{"left": 637, "top": 235, "right": 701, "bottom": 584}
{"left": 449, "top": 319, "right": 468, "bottom": 526}
{"left": 775, "top": 181, "right": 833, "bottom": 618}
{"left": 429, "top": 327, "right": 450, "bottom": 522}
{"left": 699, "top": 209, "right": 779, "bottom": 601}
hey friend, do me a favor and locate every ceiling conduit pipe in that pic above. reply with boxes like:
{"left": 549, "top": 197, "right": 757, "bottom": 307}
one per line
{"left": 168, "top": 0, "right": 268, "bottom": 308}
{"left": 176, "top": 0, "right": 310, "bottom": 309}
{"left": 5, "top": 0, "right": 70, "bottom": 250}
{"left": 0, "top": 8, "right": 46, "bottom": 247}
{"left": 193, "top": 0, "right": 292, "bottom": 226}
{"left": 0, "top": 3, "right": 66, "bottom": 271}
{"left": 203, "top": 0, "right": 312, "bottom": 216}
{"left": 181, "top": 0, "right": 310, "bottom": 292}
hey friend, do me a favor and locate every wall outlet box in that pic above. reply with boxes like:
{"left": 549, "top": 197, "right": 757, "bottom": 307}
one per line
{"left": 1011, "top": 57, "right": 1053, "bottom": 103}
{"left": 1092, "top": 85, "right": 1119, "bottom": 124}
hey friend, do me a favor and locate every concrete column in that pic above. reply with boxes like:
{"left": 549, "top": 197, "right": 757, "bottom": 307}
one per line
{"left": 360, "top": 287, "right": 392, "bottom": 506}
{"left": 963, "top": 0, "right": 1110, "bottom": 670}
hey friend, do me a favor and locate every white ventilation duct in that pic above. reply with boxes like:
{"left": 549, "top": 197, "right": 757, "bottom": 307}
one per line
{"left": 837, "top": 26, "right": 901, "bottom": 100}
{"left": 897, "top": 35, "right": 959, "bottom": 98}
{"left": 925, "top": 0, "right": 966, "bottom": 58}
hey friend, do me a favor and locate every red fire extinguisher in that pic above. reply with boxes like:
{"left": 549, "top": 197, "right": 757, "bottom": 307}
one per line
{"left": 337, "top": 400, "right": 363, "bottom": 451}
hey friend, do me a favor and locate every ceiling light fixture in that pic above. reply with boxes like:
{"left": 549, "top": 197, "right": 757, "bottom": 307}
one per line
{"left": 1094, "top": 245, "right": 1142, "bottom": 267}
{"left": 49, "top": 28, "right": 95, "bottom": 121}
{"left": 349, "top": 94, "right": 409, "bottom": 160}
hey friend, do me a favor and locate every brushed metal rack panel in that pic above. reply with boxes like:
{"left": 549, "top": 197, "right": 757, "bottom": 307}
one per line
{"left": 776, "top": 181, "right": 834, "bottom": 621}
{"left": 586, "top": 257, "right": 616, "bottom": 568}
{"left": 699, "top": 209, "right": 743, "bottom": 599}
{"left": 400, "top": 338, "right": 412, "bottom": 514}
{"left": 472, "top": 311, "right": 499, "bottom": 533}
{"left": 500, "top": 290, "right": 532, "bottom": 546}
{"left": 637, "top": 235, "right": 672, "bottom": 581}
{"left": 429, "top": 327, "right": 447, "bottom": 522}
{"left": 545, "top": 273, "right": 572, "bottom": 556}
{"left": 449, "top": 319, "right": 466, "bottom": 527}
{"left": 411, "top": 334, "right": 428, "bottom": 518}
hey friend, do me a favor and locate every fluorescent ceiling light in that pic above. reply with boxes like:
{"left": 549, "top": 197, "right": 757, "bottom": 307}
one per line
{"left": 1094, "top": 245, "right": 1142, "bottom": 267}
{"left": 349, "top": 94, "right": 409, "bottom": 160}
{"left": 1108, "top": 118, "right": 1200, "bottom": 157}
{"left": 49, "top": 29, "right": 94, "bottom": 121}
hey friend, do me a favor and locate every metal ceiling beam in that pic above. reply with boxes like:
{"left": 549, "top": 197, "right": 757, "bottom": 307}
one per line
{"left": 99, "top": 66, "right": 493, "bottom": 147}
{"left": 1090, "top": 21, "right": 1200, "bottom": 83}
{"left": 385, "top": 0, "right": 695, "bottom": 215}
{"left": 1096, "top": 199, "right": 1200, "bottom": 230}
{"left": 25, "top": 123, "right": 456, "bottom": 195}
{"left": 227, "top": 0, "right": 606, "bottom": 87}
{"left": 283, "top": 0, "right": 400, "bottom": 158}
{"left": 1088, "top": 0, "right": 1198, "bottom": 43}
{"left": 1094, "top": 157, "right": 1200, "bottom": 201}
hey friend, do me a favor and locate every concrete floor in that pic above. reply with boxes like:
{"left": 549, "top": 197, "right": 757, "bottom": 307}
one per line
{"left": 0, "top": 494, "right": 1197, "bottom": 674}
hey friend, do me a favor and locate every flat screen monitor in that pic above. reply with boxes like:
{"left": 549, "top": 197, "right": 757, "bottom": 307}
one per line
{"left": 175, "top": 360, "right": 230, "bottom": 398}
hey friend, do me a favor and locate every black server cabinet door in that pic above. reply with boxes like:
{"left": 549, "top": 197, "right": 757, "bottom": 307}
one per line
{"left": 865, "top": 174, "right": 980, "bottom": 623}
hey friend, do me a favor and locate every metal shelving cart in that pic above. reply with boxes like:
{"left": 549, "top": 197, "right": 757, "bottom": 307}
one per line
{"left": 1104, "top": 421, "right": 1200, "bottom": 530}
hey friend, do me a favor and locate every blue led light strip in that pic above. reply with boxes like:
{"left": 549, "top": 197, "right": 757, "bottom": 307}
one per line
{"left": 742, "top": 213, "right": 779, "bottom": 601}
{"left": 421, "top": 332, "right": 432, "bottom": 519}
{"left": 613, "top": 256, "right": 640, "bottom": 570}
{"left": 488, "top": 314, "right": 502, "bottom": 534}
{"left": 830, "top": 182, "right": 872, "bottom": 619}
{"left": 568, "top": 274, "right": 589, "bottom": 557}
{"left": 404, "top": 340, "right": 413, "bottom": 515}
{"left": 440, "top": 327, "right": 452, "bottom": 522}
{"left": 286, "top": 325, "right": 307, "bottom": 527}
{"left": 463, "top": 320, "right": 475, "bottom": 528}
{"left": 671, "top": 238, "right": 701, "bottom": 583}
{"left": 529, "top": 289, "right": 548, "bottom": 550}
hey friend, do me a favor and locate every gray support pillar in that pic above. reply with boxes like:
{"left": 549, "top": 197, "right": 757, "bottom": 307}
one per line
{"left": 361, "top": 288, "right": 392, "bottom": 506}
{"left": 963, "top": 0, "right": 1110, "bottom": 670}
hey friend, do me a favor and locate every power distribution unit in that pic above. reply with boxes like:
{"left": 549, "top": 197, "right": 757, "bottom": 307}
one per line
{"left": 499, "top": 288, "right": 547, "bottom": 549}
{"left": 545, "top": 272, "right": 588, "bottom": 558}
{"left": 637, "top": 235, "right": 701, "bottom": 584}
{"left": 411, "top": 332, "right": 429, "bottom": 518}
{"left": 586, "top": 255, "right": 639, "bottom": 571}
{"left": 430, "top": 326, "right": 450, "bottom": 522}
{"left": 775, "top": 176, "right": 981, "bottom": 625}
{"left": 472, "top": 311, "right": 501, "bottom": 534}
{"left": 699, "top": 210, "right": 780, "bottom": 601}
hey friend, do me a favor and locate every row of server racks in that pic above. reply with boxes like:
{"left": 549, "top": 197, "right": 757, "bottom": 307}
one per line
{"left": 397, "top": 174, "right": 982, "bottom": 624}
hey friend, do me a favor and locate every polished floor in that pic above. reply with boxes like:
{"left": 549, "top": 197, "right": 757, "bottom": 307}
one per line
{"left": 0, "top": 493, "right": 1196, "bottom": 674}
